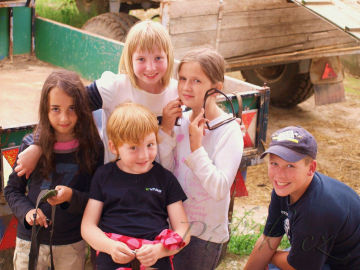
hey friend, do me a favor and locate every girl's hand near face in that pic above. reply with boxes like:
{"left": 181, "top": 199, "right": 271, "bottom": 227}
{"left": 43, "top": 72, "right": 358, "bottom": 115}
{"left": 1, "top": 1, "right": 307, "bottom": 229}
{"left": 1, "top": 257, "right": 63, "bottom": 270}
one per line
{"left": 47, "top": 185, "right": 73, "bottom": 206}
{"left": 189, "top": 109, "right": 207, "bottom": 152}
{"left": 161, "top": 98, "right": 182, "bottom": 135}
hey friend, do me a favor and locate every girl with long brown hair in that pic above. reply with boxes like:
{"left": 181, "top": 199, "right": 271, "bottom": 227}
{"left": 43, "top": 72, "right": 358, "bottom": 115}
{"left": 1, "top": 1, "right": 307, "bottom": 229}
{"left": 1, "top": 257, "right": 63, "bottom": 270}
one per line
{"left": 5, "top": 70, "right": 104, "bottom": 270}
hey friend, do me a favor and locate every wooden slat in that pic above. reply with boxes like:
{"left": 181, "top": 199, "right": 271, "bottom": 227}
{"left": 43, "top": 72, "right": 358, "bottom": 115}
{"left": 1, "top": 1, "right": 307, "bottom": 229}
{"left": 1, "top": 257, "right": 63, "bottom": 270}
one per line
{"left": 225, "top": 45, "right": 360, "bottom": 70}
{"left": 169, "top": 15, "right": 218, "bottom": 35}
{"left": 167, "top": 0, "right": 295, "bottom": 19}
{"left": 168, "top": 0, "right": 219, "bottom": 18}
{"left": 222, "top": 0, "right": 294, "bottom": 13}
{"left": 221, "top": 6, "right": 315, "bottom": 29}
{"left": 171, "top": 31, "right": 217, "bottom": 48}
{"left": 219, "top": 19, "right": 335, "bottom": 43}
{"left": 302, "top": 0, "right": 333, "bottom": 4}
{"left": 0, "top": 0, "right": 26, "bottom": 8}
{"left": 169, "top": 6, "right": 315, "bottom": 36}
{"left": 218, "top": 30, "right": 356, "bottom": 59}
{"left": 291, "top": 0, "right": 360, "bottom": 40}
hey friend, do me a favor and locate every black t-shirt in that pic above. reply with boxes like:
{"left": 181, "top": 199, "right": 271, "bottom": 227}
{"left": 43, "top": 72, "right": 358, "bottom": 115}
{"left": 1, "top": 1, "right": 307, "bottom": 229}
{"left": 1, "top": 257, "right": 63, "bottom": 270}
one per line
{"left": 89, "top": 161, "right": 187, "bottom": 269}
{"left": 264, "top": 172, "right": 360, "bottom": 270}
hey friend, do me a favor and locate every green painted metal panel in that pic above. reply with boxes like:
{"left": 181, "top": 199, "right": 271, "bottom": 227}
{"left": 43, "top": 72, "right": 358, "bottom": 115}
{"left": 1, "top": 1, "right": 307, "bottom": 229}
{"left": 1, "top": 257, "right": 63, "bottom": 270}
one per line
{"left": 13, "top": 7, "right": 31, "bottom": 55}
{"left": 0, "top": 125, "right": 35, "bottom": 150}
{"left": 35, "top": 18, "right": 123, "bottom": 81}
{"left": 0, "top": 8, "right": 9, "bottom": 60}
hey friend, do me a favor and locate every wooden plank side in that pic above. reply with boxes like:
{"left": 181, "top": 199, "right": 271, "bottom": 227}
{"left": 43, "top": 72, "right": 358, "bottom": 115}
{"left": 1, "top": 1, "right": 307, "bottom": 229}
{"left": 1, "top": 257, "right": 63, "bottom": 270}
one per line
{"left": 168, "top": 6, "right": 312, "bottom": 35}
{"left": 35, "top": 17, "right": 123, "bottom": 81}
{"left": 221, "top": 6, "right": 316, "bottom": 29}
{"left": 171, "top": 30, "right": 217, "bottom": 49}
{"left": 290, "top": 0, "right": 360, "bottom": 41}
{"left": 222, "top": 0, "right": 294, "bottom": 13}
{"left": 225, "top": 45, "right": 360, "bottom": 69}
{"left": 219, "top": 30, "right": 357, "bottom": 59}
{"left": 219, "top": 19, "right": 335, "bottom": 43}
{"left": 169, "top": 15, "right": 218, "bottom": 35}
{"left": 168, "top": 0, "right": 219, "bottom": 18}
{"left": 167, "top": 0, "right": 295, "bottom": 19}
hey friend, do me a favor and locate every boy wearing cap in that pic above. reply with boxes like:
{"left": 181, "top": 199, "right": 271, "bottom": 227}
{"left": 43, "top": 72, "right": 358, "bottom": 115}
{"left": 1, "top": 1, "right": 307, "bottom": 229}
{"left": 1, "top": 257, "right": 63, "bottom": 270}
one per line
{"left": 244, "top": 126, "right": 360, "bottom": 270}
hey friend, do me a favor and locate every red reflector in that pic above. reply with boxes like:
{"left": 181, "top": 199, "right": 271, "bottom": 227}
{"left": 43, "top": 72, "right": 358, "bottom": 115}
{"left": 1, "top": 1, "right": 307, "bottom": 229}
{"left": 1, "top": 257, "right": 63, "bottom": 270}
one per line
{"left": 322, "top": 62, "right": 337, "bottom": 80}
{"left": 2, "top": 148, "right": 19, "bottom": 168}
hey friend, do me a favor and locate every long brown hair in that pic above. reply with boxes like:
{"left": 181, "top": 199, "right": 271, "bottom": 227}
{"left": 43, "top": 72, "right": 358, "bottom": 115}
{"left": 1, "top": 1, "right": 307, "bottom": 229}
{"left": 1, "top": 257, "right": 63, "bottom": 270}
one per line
{"left": 36, "top": 70, "right": 102, "bottom": 178}
{"left": 178, "top": 47, "right": 225, "bottom": 84}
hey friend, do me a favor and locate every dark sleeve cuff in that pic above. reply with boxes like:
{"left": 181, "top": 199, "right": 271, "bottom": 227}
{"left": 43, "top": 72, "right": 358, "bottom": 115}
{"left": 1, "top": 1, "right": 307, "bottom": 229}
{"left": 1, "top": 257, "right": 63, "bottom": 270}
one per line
{"left": 86, "top": 81, "right": 103, "bottom": 111}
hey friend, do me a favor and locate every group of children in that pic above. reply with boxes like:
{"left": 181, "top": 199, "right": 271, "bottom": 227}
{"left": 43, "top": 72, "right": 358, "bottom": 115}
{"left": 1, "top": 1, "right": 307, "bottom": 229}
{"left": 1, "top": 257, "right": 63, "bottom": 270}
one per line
{"left": 6, "top": 19, "right": 360, "bottom": 270}
{"left": 5, "top": 20, "right": 243, "bottom": 270}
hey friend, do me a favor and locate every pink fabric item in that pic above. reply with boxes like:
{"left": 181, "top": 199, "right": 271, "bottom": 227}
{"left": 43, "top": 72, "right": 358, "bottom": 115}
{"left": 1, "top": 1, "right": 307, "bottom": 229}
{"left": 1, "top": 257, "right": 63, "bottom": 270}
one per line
{"left": 100, "top": 229, "right": 185, "bottom": 270}
{"left": 53, "top": 139, "right": 79, "bottom": 151}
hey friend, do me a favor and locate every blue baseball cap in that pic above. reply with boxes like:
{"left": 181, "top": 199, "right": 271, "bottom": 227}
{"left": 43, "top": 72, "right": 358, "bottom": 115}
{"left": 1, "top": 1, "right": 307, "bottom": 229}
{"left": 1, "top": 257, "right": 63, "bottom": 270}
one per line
{"left": 261, "top": 126, "right": 317, "bottom": 162}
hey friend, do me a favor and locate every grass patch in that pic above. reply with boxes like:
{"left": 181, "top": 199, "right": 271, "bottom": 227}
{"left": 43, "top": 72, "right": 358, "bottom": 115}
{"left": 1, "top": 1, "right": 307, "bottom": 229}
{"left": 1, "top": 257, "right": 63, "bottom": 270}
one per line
{"left": 228, "top": 212, "right": 291, "bottom": 256}
{"left": 36, "top": 0, "right": 97, "bottom": 28}
{"left": 344, "top": 74, "right": 360, "bottom": 96}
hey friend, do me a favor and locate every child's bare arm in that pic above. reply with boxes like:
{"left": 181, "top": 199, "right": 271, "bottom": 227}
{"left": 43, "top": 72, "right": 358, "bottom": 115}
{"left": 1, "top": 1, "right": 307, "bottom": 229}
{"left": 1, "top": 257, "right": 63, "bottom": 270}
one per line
{"left": 270, "top": 250, "right": 296, "bottom": 270}
{"left": 15, "top": 144, "right": 42, "bottom": 179}
{"left": 167, "top": 200, "right": 191, "bottom": 246}
{"left": 81, "top": 199, "right": 135, "bottom": 264}
{"left": 244, "top": 234, "right": 282, "bottom": 270}
{"left": 136, "top": 200, "right": 189, "bottom": 267}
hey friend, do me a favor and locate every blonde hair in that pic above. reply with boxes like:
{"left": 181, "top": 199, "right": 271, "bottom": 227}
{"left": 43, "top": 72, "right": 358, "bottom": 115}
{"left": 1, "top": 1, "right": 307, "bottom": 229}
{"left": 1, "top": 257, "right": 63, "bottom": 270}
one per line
{"left": 107, "top": 103, "right": 159, "bottom": 158}
{"left": 178, "top": 47, "right": 225, "bottom": 84}
{"left": 118, "top": 20, "right": 174, "bottom": 89}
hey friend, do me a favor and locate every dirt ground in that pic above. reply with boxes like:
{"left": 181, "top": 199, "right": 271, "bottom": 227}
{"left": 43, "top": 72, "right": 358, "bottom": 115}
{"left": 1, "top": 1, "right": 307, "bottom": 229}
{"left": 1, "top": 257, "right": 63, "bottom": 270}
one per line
{"left": 1, "top": 56, "right": 360, "bottom": 269}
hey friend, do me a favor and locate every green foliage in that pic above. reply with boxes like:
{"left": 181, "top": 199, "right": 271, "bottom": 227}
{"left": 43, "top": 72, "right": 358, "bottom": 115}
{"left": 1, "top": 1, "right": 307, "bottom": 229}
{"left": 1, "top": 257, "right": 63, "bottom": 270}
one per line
{"left": 36, "top": 0, "right": 97, "bottom": 28}
{"left": 228, "top": 210, "right": 291, "bottom": 256}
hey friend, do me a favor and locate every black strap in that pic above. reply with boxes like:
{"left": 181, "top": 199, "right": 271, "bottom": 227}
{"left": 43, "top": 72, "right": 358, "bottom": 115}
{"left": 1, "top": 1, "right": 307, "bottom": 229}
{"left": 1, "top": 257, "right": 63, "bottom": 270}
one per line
{"left": 28, "top": 190, "right": 56, "bottom": 270}
{"left": 49, "top": 205, "right": 56, "bottom": 270}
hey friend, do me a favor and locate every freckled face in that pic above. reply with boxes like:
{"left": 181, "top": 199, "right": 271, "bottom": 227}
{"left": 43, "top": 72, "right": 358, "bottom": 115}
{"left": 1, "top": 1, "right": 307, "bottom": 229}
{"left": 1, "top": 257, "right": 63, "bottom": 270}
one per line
{"left": 132, "top": 47, "right": 168, "bottom": 93}
{"left": 112, "top": 132, "right": 157, "bottom": 174}
{"left": 48, "top": 87, "right": 77, "bottom": 142}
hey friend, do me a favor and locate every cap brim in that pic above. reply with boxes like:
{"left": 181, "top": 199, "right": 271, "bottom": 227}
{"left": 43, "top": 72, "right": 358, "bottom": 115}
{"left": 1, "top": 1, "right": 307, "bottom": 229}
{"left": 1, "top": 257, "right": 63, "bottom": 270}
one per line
{"left": 260, "top": 145, "right": 307, "bottom": 162}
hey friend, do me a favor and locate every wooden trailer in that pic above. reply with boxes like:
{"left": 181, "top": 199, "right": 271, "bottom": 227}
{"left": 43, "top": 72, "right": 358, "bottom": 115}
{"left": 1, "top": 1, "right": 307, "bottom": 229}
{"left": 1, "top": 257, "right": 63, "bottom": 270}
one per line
{"left": 160, "top": 0, "right": 360, "bottom": 107}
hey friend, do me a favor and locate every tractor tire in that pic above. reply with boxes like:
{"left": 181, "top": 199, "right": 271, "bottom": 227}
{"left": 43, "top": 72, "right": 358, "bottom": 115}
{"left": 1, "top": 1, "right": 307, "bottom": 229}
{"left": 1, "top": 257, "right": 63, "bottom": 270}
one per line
{"left": 81, "top": 12, "right": 139, "bottom": 42}
{"left": 241, "top": 63, "right": 314, "bottom": 108}
{"left": 76, "top": 0, "right": 108, "bottom": 15}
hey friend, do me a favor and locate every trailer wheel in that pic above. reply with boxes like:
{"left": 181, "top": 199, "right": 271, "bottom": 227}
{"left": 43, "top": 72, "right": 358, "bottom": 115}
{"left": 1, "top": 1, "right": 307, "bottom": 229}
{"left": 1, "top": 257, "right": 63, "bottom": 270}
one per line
{"left": 76, "top": 0, "right": 108, "bottom": 15}
{"left": 81, "top": 12, "right": 139, "bottom": 42}
{"left": 241, "top": 63, "right": 314, "bottom": 107}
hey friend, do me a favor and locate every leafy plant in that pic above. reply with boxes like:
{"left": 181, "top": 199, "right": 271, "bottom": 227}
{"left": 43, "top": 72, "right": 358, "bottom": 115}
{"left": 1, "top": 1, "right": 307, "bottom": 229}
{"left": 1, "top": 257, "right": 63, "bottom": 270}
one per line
{"left": 36, "top": 0, "right": 97, "bottom": 28}
{"left": 228, "top": 209, "right": 291, "bottom": 256}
